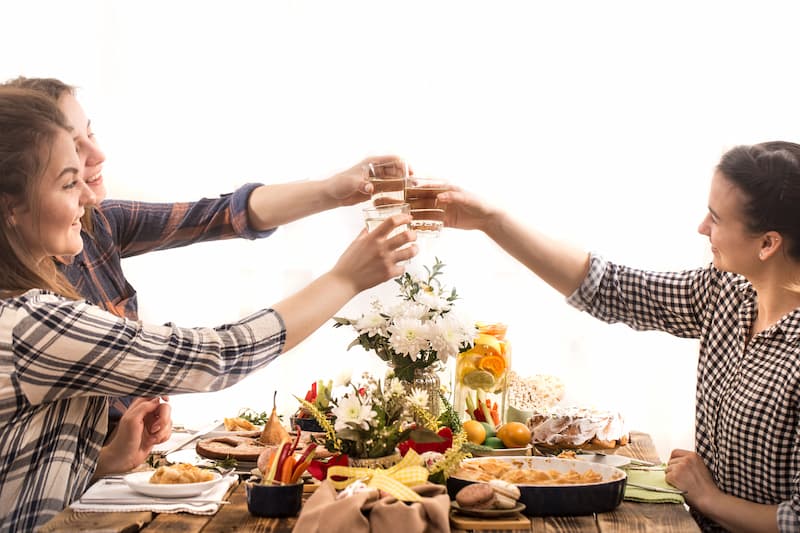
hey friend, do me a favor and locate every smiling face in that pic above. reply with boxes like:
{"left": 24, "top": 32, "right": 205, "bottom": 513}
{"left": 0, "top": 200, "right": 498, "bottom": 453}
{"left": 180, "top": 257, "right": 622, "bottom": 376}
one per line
{"left": 697, "top": 170, "right": 763, "bottom": 275}
{"left": 57, "top": 92, "right": 106, "bottom": 201}
{"left": 12, "top": 129, "right": 94, "bottom": 261}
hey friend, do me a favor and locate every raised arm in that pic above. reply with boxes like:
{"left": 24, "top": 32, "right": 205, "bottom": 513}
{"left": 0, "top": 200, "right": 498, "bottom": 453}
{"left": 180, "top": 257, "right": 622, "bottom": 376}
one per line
{"left": 437, "top": 188, "right": 590, "bottom": 297}
{"left": 246, "top": 155, "right": 403, "bottom": 231}
{"left": 273, "top": 212, "right": 416, "bottom": 349}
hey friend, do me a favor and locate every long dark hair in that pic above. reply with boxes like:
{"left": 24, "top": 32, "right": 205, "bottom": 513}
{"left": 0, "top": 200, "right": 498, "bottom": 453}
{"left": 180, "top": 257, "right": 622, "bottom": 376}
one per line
{"left": 0, "top": 87, "right": 81, "bottom": 299}
{"left": 717, "top": 141, "right": 800, "bottom": 261}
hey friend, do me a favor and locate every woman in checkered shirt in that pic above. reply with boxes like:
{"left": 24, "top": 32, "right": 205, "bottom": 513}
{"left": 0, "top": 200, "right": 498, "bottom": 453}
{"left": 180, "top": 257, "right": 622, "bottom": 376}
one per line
{"left": 0, "top": 88, "right": 418, "bottom": 531}
{"left": 4, "top": 76, "right": 408, "bottom": 438}
{"left": 440, "top": 143, "right": 800, "bottom": 532}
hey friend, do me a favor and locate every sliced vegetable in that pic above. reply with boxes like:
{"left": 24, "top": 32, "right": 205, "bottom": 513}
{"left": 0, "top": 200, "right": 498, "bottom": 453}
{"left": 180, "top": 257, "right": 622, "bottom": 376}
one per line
{"left": 280, "top": 456, "right": 297, "bottom": 484}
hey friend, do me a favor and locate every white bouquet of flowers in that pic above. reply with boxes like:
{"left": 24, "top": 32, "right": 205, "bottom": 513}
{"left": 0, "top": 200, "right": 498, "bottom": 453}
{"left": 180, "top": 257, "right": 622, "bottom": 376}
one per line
{"left": 334, "top": 259, "right": 476, "bottom": 382}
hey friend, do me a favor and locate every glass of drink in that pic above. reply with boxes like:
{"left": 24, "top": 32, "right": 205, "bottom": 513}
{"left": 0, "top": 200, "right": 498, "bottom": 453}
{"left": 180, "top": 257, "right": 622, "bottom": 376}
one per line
{"left": 368, "top": 160, "right": 408, "bottom": 207}
{"left": 410, "top": 208, "right": 445, "bottom": 233}
{"left": 362, "top": 202, "right": 411, "bottom": 236}
{"left": 405, "top": 176, "right": 449, "bottom": 211}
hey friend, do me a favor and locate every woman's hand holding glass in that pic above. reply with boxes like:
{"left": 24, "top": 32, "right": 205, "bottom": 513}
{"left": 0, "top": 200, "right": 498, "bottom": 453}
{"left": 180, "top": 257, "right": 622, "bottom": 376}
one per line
{"left": 333, "top": 212, "right": 417, "bottom": 291}
{"left": 325, "top": 155, "right": 408, "bottom": 207}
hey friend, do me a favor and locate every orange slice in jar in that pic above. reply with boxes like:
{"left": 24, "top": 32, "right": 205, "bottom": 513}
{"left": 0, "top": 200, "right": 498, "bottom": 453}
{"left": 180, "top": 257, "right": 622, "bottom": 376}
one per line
{"left": 473, "top": 333, "right": 502, "bottom": 357}
{"left": 477, "top": 354, "right": 507, "bottom": 378}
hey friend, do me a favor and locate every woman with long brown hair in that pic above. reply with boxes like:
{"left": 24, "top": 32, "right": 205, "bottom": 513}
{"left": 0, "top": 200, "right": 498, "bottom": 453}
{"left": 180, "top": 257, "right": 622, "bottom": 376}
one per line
{"left": 0, "top": 87, "right": 417, "bottom": 531}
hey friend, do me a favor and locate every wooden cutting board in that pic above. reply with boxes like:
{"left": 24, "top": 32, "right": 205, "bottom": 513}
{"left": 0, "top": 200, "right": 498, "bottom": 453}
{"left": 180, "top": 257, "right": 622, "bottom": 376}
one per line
{"left": 449, "top": 511, "right": 530, "bottom": 530}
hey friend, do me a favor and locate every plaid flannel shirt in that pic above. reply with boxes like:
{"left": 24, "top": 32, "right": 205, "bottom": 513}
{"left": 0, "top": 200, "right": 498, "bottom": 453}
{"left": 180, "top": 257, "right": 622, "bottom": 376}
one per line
{"left": 0, "top": 289, "right": 285, "bottom": 531}
{"left": 568, "top": 254, "right": 800, "bottom": 532}
{"left": 58, "top": 183, "right": 274, "bottom": 321}
{"left": 56, "top": 184, "right": 275, "bottom": 422}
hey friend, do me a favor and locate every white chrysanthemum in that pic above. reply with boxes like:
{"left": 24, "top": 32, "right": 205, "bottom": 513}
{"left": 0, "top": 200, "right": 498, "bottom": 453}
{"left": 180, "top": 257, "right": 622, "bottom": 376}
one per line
{"left": 388, "top": 317, "right": 430, "bottom": 359}
{"left": 388, "top": 300, "right": 428, "bottom": 321}
{"left": 429, "top": 314, "right": 476, "bottom": 362}
{"left": 409, "top": 387, "right": 430, "bottom": 409}
{"left": 332, "top": 395, "right": 377, "bottom": 431}
{"left": 354, "top": 312, "right": 389, "bottom": 337}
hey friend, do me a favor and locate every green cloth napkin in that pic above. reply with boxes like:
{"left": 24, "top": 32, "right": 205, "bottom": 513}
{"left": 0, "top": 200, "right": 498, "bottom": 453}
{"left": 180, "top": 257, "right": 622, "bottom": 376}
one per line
{"left": 624, "top": 468, "right": 685, "bottom": 504}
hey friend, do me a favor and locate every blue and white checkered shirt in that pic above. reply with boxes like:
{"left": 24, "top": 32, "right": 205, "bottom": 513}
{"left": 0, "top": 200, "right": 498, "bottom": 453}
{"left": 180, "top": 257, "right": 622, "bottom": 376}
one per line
{"left": 0, "top": 290, "right": 284, "bottom": 532}
{"left": 568, "top": 254, "right": 800, "bottom": 532}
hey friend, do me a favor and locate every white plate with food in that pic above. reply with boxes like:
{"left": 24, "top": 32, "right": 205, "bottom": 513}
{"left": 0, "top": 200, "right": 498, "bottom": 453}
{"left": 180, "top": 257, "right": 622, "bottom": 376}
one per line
{"left": 124, "top": 470, "right": 223, "bottom": 498}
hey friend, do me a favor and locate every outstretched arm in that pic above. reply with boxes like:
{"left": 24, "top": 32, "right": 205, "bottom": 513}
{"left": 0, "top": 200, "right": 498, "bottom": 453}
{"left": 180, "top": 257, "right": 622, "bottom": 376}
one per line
{"left": 273, "top": 213, "right": 417, "bottom": 351}
{"left": 246, "top": 155, "right": 403, "bottom": 231}
{"left": 437, "top": 188, "right": 590, "bottom": 297}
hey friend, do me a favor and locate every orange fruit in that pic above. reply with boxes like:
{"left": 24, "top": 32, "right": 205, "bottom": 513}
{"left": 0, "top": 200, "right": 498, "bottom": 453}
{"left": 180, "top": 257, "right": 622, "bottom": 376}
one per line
{"left": 477, "top": 354, "right": 506, "bottom": 378}
{"left": 463, "top": 420, "right": 487, "bottom": 445}
{"left": 473, "top": 334, "right": 502, "bottom": 357}
{"left": 496, "top": 422, "right": 531, "bottom": 448}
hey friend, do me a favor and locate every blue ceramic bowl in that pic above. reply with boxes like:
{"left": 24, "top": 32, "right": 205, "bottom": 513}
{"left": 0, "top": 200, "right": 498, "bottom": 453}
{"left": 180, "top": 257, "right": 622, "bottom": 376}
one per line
{"left": 447, "top": 456, "right": 626, "bottom": 517}
{"left": 246, "top": 481, "right": 303, "bottom": 518}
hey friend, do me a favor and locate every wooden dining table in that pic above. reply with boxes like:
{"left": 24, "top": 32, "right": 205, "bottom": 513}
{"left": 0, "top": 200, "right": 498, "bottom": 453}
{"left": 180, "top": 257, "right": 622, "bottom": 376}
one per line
{"left": 39, "top": 431, "right": 700, "bottom": 533}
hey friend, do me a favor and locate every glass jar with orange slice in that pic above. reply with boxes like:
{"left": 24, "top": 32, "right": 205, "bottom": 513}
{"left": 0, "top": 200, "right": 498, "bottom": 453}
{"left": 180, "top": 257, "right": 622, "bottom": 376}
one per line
{"left": 454, "top": 323, "right": 511, "bottom": 430}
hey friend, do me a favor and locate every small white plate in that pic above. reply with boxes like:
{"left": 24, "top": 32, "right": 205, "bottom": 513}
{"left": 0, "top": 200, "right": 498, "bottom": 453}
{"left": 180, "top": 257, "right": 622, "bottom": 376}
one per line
{"left": 123, "top": 471, "right": 223, "bottom": 498}
{"left": 575, "top": 453, "right": 631, "bottom": 468}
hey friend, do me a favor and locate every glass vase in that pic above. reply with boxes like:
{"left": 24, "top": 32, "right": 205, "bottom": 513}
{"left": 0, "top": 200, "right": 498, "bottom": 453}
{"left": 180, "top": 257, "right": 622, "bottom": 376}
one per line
{"left": 409, "top": 366, "right": 441, "bottom": 419}
{"left": 454, "top": 323, "right": 511, "bottom": 430}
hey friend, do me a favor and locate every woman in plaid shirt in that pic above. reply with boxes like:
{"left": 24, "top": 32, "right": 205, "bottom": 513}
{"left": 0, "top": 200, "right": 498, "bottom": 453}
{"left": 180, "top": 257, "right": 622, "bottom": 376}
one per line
{"left": 439, "top": 142, "right": 800, "bottom": 532}
{"left": 0, "top": 88, "right": 418, "bottom": 531}
{"left": 4, "top": 77, "right": 405, "bottom": 439}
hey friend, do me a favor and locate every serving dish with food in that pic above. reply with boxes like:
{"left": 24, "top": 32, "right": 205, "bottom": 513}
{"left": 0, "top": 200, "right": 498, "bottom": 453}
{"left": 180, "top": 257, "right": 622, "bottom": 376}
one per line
{"left": 123, "top": 464, "right": 223, "bottom": 498}
{"left": 447, "top": 456, "right": 626, "bottom": 516}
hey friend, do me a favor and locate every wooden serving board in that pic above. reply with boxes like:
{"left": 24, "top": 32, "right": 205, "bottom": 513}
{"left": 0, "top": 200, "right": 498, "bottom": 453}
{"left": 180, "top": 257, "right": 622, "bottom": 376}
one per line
{"left": 449, "top": 511, "right": 530, "bottom": 530}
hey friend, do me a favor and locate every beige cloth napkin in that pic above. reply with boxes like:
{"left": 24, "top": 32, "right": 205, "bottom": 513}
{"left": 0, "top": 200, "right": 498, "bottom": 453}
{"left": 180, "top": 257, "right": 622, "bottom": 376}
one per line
{"left": 294, "top": 481, "right": 451, "bottom": 533}
{"left": 70, "top": 474, "right": 237, "bottom": 515}
{"left": 624, "top": 469, "right": 685, "bottom": 504}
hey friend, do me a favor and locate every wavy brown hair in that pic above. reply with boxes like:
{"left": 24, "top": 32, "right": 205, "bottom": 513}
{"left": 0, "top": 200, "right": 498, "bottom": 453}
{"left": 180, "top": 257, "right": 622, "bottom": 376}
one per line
{"left": 0, "top": 87, "right": 81, "bottom": 299}
{"left": 3, "top": 76, "right": 96, "bottom": 234}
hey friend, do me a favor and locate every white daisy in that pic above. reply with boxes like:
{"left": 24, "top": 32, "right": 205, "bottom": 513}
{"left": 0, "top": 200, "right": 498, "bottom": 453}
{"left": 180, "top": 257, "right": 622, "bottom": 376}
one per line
{"left": 332, "top": 395, "right": 377, "bottom": 432}
{"left": 409, "top": 387, "right": 430, "bottom": 409}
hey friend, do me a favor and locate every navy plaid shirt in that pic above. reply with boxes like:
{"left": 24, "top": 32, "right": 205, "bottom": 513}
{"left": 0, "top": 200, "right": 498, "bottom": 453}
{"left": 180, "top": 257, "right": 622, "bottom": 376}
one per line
{"left": 568, "top": 254, "right": 800, "bottom": 532}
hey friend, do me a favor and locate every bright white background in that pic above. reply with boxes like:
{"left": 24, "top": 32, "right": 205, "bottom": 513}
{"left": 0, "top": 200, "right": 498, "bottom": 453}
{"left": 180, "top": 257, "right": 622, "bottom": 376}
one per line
{"left": 4, "top": 0, "right": 800, "bottom": 461}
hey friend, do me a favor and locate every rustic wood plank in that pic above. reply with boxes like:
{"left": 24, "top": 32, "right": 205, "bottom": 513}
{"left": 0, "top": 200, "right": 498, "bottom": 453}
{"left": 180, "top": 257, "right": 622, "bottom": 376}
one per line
{"left": 533, "top": 515, "right": 598, "bottom": 532}
{"left": 596, "top": 503, "right": 700, "bottom": 532}
{"left": 36, "top": 509, "right": 153, "bottom": 533}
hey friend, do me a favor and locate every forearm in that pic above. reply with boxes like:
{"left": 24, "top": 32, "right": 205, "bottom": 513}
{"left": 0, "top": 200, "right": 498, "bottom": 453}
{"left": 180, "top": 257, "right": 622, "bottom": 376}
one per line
{"left": 92, "top": 444, "right": 140, "bottom": 480}
{"left": 483, "top": 211, "right": 590, "bottom": 297}
{"left": 247, "top": 181, "right": 337, "bottom": 230}
{"left": 695, "top": 491, "right": 779, "bottom": 533}
{"left": 272, "top": 271, "right": 358, "bottom": 351}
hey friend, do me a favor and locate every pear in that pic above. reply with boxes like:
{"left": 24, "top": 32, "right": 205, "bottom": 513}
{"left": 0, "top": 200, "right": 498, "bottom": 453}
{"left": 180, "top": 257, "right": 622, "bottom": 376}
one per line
{"left": 259, "top": 391, "right": 290, "bottom": 445}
